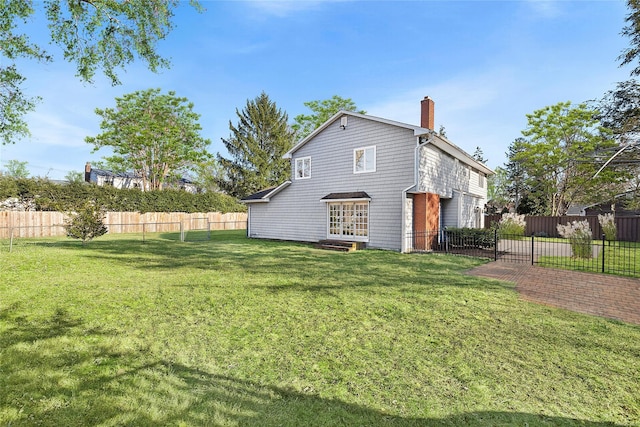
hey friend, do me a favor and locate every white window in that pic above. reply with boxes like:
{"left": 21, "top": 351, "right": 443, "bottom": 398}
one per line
{"left": 354, "top": 146, "right": 376, "bottom": 174}
{"left": 295, "top": 157, "right": 311, "bottom": 180}
{"left": 328, "top": 202, "right": 369, "bottom": 241}
{"left": 478, "top": 172, "right": 484, "bottom": 188}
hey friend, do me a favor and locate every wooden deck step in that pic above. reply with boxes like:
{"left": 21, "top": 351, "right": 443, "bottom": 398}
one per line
{"left": 315, "top": 240, "right": 366, "bottom": 252}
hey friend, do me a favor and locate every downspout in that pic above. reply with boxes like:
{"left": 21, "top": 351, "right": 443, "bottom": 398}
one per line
{"left": 401, "top": 133, "right": 433, "bottom": 252}
{"left": 246, "top": 205, "right": 251, "bottom": 238}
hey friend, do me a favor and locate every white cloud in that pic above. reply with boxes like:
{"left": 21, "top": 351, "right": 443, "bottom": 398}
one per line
{"left": 524, "top": 0, "right": 563, "bottom": 19}
{"left": 244, "top": 0, "right": 341, "bottom": 18}
{"left": 24, "top": 111, "right": 96, "bottom": 148}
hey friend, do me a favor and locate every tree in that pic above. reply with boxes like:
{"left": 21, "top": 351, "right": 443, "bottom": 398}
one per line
{"left": 512, "top": 102, "right": 623, "bottom": 216}
{"left": 4, "top": 159, "right": 29, "bottom": 178}
{"left": 64, "top": 201, "right": 108, "bottom": 245}
{"left": 292, "top": 95, "right": 365, "bottom": 139}
{"left": 620, "top": 0, "right": 640, "bottom": 76}
{"left": 86, "top": 88, "right": 211, "bottom": 191}
{"left": 486, "top": 166, "right": 510, "bottom": 214}
{"left": 472, "top": 146, "right": 487, "bottom": 164}
{"left": 597, "top": 80, "right": 640, "bottom": 143}
{"left": 65, "top": 170, "right": 84, "bottom": 184}
{"left": 193, "top": 158, "right": 224, "bottom": 193}
{"left": 217, "top": 92, "right": 295, "bottom": 198}
{"left": 504, "top": 138, "right": 539, "bottom": 214}
{"left": 0, "top": 0, "right": 203, "bottom": 144}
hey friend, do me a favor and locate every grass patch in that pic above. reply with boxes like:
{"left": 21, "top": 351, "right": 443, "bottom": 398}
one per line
{"left": 1, "top": 231, "right": 639, "bottom": 426}
{"left": 538, "top": 240, "right": 640, "bottom": 277}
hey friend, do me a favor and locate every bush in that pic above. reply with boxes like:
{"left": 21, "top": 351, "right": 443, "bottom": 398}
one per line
{"left": 64, "top": 202, "right": 108, "bottom": 245}
{"left": 498, "top": 213, "right": 526, "bottom": 238}
{"left": 0, "top": 177, "right": 246, "bottom": 213}
{"left": 557, "top": 220, "right": 592, "bottom": 258}
{"left": 598, "top": 213, "right": 617, "bottom": 241}
{"left": 444, "top": 227, "right": 496, "bottom": 249}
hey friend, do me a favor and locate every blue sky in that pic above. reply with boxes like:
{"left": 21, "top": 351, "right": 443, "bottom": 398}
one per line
{"left": 0, "top": 0, "right": 631, "bottom": 180}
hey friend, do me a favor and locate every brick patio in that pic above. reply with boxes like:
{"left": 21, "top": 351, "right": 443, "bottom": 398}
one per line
{"left": 466, "top": 262, "right": 640, "bottom": 325}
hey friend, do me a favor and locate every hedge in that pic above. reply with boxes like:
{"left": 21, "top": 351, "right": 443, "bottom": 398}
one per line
{"left": 0, "top": 177, "right": 246, "bottom": 213}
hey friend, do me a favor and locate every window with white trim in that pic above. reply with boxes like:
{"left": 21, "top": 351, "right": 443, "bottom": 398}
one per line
{"left": 478, "top": 172, "right": 484, "bottom": 188}
{"left": 295, "top": 157, "right": 311, "bottom": 180}
{"left": 354, "top": 146, "right": 376, "bottom": 174}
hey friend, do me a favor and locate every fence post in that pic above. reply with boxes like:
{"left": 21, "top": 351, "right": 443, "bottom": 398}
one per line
{"left": 494, "top": 228, "right": 498, "bottom": 261}
{"left": 531, "top": 233, "right": 535, "bottom": 266}
{"left": 602, "top": 233, "right": 606, "bottom": 273}
{"left": 180, "top": 221, "right": 184, "bottom": 242}
{"left": 9, "top": 227, "right": 14, "bottom": 253}
{"left": 142, "top": 223, "right": 146, "bottom": 243}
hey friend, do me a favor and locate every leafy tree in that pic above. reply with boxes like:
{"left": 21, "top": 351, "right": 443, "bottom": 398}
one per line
{"left": 292, "top": 95, "right": 365, "bottom": 139}
{"left": 0, "top": 0, "right": 203, "bottom": 144}
{"left": 486, "top": 166, "right": 509, "bottom": 214}
{"left": 64, "top": 201, "right": 108, "bottom": 245}
{"left": 193, "top": 158, "right": 224, "bottom": 193}
{"left": 65, "top": 171, "right": 84, "bottom": 184}
{"left": 4, "top": 159, "right": 29, "bottom": 178}
{"left": 217, "top": 92, "right": 295, "bottom": 198}
{"left": 86, "top": 88, "right": 211, "bottom": 191}
{"left": 512, "top": 102, "right": 623, "bottom": 216}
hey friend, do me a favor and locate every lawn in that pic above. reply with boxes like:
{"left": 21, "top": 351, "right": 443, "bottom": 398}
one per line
{"left": 1, "top": 231, "right": 639, "bottom": 426}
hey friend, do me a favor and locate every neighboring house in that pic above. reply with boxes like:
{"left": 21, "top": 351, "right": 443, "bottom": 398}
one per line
{"left": 84, "top": 162, "right": 198, "bottom": 193}
{"left": 568, "top": 191, "right": 640, "bottom": 217}
{"left": 241, "top": 97, "right": 494, "bottom": 252}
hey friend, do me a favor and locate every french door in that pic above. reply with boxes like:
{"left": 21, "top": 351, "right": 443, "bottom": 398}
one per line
{"left": 328, "top": 202, "right": 369, "bottom": 241}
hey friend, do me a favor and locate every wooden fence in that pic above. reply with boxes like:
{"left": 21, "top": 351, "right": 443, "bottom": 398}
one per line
{"left": 0, "top": 211, "right": 247, "bottom": 239}
{"left": 485, "top": 214, "right": 640, "bottom": 242}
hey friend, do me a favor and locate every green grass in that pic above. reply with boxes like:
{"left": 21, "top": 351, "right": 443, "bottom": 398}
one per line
{"left": 538, "top": 240, "right": 640, "bottom": 277}
{"left": 1, "top": 231, "right": 639, "bottom": 426}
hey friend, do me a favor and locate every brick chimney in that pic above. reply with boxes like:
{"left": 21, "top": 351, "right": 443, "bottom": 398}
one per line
{"left": 420, "top": 96, "right": 435, "bottom": 130}
{"left": 84, "top": 162, "right": 91, "bottom": 183}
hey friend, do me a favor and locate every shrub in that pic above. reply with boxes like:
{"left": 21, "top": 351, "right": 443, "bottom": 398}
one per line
{"left": 498, "top": 213, "right": 526, "bottom": 238}
{"left": 0, "top": 177, "right": 246, "bottom": 213}
{"left": 557, "top": 220, "right": 593, "bottom": 258}
{"left": 444, "top": 227, "right": 496, "bottom": 249}
{"left": 64, "top": 202, "right": 108, "bottom": 245}
{"left": 598, "top": 213, "right": 617, "bottom": 241}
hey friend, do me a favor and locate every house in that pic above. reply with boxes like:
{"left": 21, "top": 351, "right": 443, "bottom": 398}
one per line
{"left": 241, "top": 97, "right": 494, "bottom": 252}
{"left": 84, "top": 162, "right": 198, "bottom": 193}
{"left": 568, "top": 191, "right": 640, "bottom": 217}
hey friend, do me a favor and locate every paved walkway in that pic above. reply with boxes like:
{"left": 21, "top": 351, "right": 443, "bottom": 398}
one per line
{"left": 466, "top": 262, "right": 640, "bottom": 325}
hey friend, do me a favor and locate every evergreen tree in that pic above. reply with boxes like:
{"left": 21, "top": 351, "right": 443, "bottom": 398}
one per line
{"left": 472, "top": 146, "right": 487, "bottom": 164}
{"left": 217, "top": 92, "right": 295, "bottom": 198}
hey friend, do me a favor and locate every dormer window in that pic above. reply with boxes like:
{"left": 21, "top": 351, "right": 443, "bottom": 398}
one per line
{"left": 295, "top": 157, "right": 311, "bottom": 180}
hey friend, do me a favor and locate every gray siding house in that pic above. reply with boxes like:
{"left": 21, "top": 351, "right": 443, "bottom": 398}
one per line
{"left": 242, "top": 97, "right": 493, "bottom": 252}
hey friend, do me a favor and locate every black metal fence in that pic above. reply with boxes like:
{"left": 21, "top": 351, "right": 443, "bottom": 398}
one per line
{"left": 485, "top": 214, "right": 640, "bottom": 243}
{"left": 407, "top": 229, "right": 640, "bottom": 278}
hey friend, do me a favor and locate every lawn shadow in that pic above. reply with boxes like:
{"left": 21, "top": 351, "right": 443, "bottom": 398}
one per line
{"left": 56, "top": 233, "right": 514, "bottom": 294}
{"left": 1, "top": 350, "right": 626, "bottom": 426}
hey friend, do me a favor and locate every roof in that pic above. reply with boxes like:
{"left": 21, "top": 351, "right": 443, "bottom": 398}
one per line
{"left": 321, "top": 191, "right": 371, "bottom": 201}
{"left": 283, "top": 110, "right": 493, "bottom": 176}
{"left": 91, "top": 168, "right": 139, "bottom": 179}
{"left": 241, "top": 181, "right": 291, "bottom": 203}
